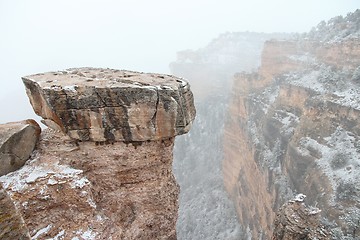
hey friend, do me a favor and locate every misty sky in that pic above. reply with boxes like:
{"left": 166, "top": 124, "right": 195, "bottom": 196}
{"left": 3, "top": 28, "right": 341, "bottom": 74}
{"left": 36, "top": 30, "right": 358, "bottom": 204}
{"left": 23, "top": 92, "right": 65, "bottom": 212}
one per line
{"left": 0, "top": 0, "right": 358, "bottom": 123}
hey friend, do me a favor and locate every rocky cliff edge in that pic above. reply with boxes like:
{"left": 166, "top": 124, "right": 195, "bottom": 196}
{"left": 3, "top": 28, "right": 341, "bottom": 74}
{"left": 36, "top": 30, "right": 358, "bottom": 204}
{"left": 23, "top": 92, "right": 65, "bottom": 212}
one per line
{"left": 0, "top": 67, "right": 195, "bottom": 239}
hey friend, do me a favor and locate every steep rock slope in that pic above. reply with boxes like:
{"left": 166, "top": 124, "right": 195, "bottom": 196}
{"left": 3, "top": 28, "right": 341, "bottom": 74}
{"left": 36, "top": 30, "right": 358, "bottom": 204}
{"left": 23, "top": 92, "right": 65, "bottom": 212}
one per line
{"left": 171, "top": 32, "right": 291, "bottom": 239}
{"left": 223, "top": 10, "right": 360, "bottom": 239}
{"left": 272, "top": 194, "right": 330, "bottom": 240}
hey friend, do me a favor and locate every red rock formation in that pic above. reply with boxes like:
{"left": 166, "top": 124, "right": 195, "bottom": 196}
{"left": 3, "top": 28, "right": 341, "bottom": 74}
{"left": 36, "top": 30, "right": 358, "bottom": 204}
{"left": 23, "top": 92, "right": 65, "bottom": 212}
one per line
{"left": 223, "top": 12, "right": 360, "bottom": 239}
{"left": 0, "top": 68, "right": 195, "bottom": 239}
{"left": 1, "top": 129, "right": 179, "bottom": 239}
{"left": 22, "top": 68, "right": 195, "bottom": 142}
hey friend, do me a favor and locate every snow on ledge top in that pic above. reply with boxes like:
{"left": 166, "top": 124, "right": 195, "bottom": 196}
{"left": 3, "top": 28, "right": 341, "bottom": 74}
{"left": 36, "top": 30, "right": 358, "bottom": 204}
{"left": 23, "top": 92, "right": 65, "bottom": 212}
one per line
{"left": 22, "top": 67, "right": 189, "bottom": 90}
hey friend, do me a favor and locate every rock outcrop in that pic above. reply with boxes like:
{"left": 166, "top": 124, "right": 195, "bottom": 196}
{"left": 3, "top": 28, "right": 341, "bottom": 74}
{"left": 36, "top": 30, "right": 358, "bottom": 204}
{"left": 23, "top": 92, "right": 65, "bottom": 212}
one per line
{"left": 0, "top": 68, "right": 195, "bottom": 239}
{"left": 223, "top": 10, "right": 360, "bottom": 239}
{"left": 22, "top": 68, "right": 195, "bottom": 142}
{"left": 0, "top": 120, "right": 41, "bottom": 176}
{"left": 272, "top": 194, "right": 330, "bottom": 240}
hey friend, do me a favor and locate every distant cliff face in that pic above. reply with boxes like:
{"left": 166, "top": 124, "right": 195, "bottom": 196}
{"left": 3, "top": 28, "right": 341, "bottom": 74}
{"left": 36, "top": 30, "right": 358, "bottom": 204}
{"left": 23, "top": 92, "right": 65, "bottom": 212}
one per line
{"left": 171, "top": 32, "right": 291, "bottom": 239}
{"left": 170, "top": 32, "right": 290, "bottom": 100}
{"left": 223, "top": 10, "right": 360, "bottom": 239}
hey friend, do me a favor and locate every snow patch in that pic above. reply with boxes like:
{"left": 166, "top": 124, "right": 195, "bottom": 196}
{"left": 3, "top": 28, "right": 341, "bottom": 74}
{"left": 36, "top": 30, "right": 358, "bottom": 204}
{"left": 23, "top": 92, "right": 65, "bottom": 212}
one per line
{"left": 272, "top": 110, "right": 300, "bottom": 135}
{"left": 50, "top": 230, "right": 65, "bottom": 240}
{"left": 63, "top": 85, "right": 77, "bottom": 92}
{"left": 70, "top": 177, "right": 90, "bottom": 189}
{"left": 294, "top": 193, "right": 306, "bottom": 202}
{"left": 74, "top": 229, "right": 97, "bottom": 240}
{"left": 26, "top": 168, "right": 53, "bottom": 183}
{"left": 32, "top": 224, "right": 52, "bottom": 239}
{"left": 87, "top": 197, "right": 97, "bottom": 208}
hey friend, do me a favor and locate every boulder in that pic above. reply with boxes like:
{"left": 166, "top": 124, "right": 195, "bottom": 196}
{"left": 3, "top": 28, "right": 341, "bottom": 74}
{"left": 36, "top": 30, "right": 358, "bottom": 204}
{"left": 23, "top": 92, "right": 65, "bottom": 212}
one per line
{"left": 0, "top": 120, "right": 41, "bottom": 176}
{"left": 22, "top": 67, "right": 196, "bottom": 142}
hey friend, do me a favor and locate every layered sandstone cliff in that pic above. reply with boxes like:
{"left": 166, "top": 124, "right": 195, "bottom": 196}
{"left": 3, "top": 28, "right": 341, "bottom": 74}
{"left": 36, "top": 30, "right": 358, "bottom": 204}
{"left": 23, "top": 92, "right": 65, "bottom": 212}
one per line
{"left": 272, "top": 194, "right": 330, "bottom": 240}
{"left": 171, "top": 32, "right": 291, "bottom": 239}
{"left": 223, "top": 10, "right": 360, "bottom": 239}
{"left": 0, "top": 68, "right": 195, "bottom": 239}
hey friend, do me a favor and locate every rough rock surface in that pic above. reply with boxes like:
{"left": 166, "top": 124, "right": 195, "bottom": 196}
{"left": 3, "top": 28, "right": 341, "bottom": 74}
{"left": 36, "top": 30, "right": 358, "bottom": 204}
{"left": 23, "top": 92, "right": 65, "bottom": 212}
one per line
{"left": 272, "top": 194, "right": 330, "bottom": 240}
{"left": 0, "top": 129, "right": 179, "bottom": 239}
{"left": 22, "top": 67, "right": 195, "bottom": 142}
{"left": 0, "top": 120, "right": 41, "bottom": 176}
{"left": 223, "top": 11, "right": 360, "bottom": 239}
{"left": 0, "top": 183, "right": 30, "bottom": 239}
{"left": 0, "top": 68, "right": 195, "bottom": 239}
{"left": 171, "top": 31, "right": 292, "bottom": 239}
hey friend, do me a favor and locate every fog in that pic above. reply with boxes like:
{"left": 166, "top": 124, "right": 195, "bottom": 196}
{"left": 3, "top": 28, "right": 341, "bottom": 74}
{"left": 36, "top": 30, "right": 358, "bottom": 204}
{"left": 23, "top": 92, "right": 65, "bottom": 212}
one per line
{"left": 0, "top": 1, "right": 359, "bottom": 239}
{"left": 0, "top": 0, "right": 358, "bottom": 123}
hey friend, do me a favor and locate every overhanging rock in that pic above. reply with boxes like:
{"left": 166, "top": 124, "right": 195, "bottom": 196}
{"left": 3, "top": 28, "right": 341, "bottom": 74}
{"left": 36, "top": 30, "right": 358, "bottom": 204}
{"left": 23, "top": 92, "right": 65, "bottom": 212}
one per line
{"left": 22, "top": 67, "right": 196, "bottom": 142}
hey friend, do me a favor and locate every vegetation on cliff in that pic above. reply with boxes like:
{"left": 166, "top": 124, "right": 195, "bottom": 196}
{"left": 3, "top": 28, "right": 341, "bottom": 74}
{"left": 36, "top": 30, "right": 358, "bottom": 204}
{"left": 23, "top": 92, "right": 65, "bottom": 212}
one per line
{"left": 307, "top": 9, "right": 360, "bottom": 43}
{"left": 223, "top": 9, "right": 360, "bottom": 239}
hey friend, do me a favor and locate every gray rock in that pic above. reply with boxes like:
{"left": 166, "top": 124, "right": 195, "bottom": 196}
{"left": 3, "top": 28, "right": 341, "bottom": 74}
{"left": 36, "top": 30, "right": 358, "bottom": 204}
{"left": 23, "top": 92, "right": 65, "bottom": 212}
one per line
{"left": 0, "top": 120, "right": 41, "bottom": 176}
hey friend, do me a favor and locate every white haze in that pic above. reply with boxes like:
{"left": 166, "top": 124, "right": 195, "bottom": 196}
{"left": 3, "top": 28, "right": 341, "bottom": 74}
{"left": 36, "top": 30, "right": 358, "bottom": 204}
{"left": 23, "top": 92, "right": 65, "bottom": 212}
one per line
{"left": 0, "top": 0, "right": 358, "bottom": 122}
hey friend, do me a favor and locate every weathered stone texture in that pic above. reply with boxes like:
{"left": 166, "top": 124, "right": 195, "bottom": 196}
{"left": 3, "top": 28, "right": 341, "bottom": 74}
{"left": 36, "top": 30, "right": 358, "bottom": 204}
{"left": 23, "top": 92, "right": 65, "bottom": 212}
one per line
{"left": 223, "top": 37, "right": 360, "bottom": 239}
{"left": 0, "top": 120, "right": 41, "bottom": 176}
{"left": 22, "top": 68, "right": 195, "bottom": 142}
{"left": 0, "top": 183, "right": 30, "bottom": 239}
{"left": 0, "top": 68, "right": 196, "bottom": 239}
{"left": 0, "top": 129, "right": 179, "bottom": 239}
{"left": 272, "top": 194, "right": 330, "bottom": 240}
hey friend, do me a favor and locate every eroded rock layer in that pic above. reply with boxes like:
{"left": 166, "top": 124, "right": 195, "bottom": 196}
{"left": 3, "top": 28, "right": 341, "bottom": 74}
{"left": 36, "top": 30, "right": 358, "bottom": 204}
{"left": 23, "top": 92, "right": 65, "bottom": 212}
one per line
{"left": 223, "top": 11, "right": 360, "bottom": 240}
{"left": 0, "top": 129, "right": 179, "bottom": 239}
{"left": 0, "top": 68, "right": 195, "bottom": 239}
{"left": 22, "top": 67, "right": 195, "bottom": 142}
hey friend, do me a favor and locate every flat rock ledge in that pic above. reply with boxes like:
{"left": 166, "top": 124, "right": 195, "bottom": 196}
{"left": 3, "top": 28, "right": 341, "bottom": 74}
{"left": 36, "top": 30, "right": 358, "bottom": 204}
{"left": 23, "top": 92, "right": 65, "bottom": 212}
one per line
{"left": 22, "top": 67, "right": 196, "bottom": 142}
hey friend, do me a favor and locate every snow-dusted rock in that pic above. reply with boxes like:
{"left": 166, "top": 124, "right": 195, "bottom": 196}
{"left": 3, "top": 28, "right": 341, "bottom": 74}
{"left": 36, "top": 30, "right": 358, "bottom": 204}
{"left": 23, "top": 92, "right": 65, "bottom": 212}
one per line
{"left": 272, "top": 195, "right": 330, "bottom": 240}
{"left": 0, "top": 68, "right": 196, "bottom": 239}
{"left": 0, "top": 183, "right": 30, "bottom": 239}
{"left": 0, "top": 120, "right": 41, "bottom": 176}
{"left": 22, "top": 67, "right": 195, "bottom": 142}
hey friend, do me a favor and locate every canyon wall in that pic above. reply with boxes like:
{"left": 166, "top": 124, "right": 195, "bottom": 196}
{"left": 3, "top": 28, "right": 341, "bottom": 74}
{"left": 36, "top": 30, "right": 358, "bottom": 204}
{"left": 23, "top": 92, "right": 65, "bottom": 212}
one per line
{"left": 223, "top": 10, "right": 360, "bottom": 239}
{"left": 171, "top": 32, "right": 291, "bottom": 239}
{"left": 0, "top": 68, "right": 195, "bottom": 239}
